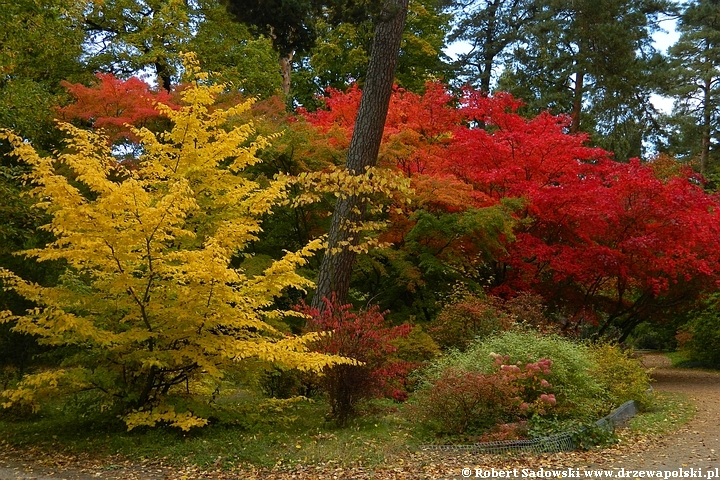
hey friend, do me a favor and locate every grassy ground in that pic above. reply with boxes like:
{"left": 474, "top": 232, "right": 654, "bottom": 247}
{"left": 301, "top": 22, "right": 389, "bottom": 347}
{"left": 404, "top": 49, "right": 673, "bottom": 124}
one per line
{"left": 0, "top": 388, "right": 694, "bottom": 472}
{"left": 664, "top": 350, "right": 720, "bottom": 370}
{"left": 0, "top": 396, "right": 427, "bottom": 470}
{"left": 628, "top": 391, "right": 695, "bottom": 435}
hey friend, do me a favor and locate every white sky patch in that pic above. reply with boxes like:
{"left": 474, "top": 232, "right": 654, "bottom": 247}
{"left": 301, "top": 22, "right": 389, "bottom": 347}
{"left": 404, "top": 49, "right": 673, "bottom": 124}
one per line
{"left": 650, "top": 16, "right": 681, "bottom": 115}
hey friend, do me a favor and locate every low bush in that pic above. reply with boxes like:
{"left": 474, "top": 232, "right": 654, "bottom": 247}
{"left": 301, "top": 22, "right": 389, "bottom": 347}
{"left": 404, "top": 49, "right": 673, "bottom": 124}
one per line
{"left": 413, "top": 355, "right": 556, "bottom": 435}
{"left": 589, "top": 343, "right": 652, "bottom": 410}
{"left": 298, "top": 296, "right": 413, "bottom": 426}
{"left": 413, "top": 331, "right": 654, "bottom": 439}
{"left": 420, "top": 330, "right": 607, "bottom": 420}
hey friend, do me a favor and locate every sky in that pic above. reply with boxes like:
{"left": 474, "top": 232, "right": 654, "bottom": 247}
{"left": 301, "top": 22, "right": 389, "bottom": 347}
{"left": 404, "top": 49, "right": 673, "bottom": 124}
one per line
{"left": 650, "top": 16, "right": 681, "bottom": 113}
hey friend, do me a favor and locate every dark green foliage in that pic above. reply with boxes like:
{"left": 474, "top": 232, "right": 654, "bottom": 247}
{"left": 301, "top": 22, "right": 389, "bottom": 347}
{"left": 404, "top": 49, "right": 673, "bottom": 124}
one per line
{"left": 223, "top": 0, "right": 324, "bottom": 57}
{"left": 660, "top": 0, "right": 720, "bottom": 176}
{"left": 686, "top": 295, "right": 720, "bottom": 366}
{"left": 188, "top": 0, "right": 283, "bottom": 97}
{"left": 285, "top": 0, "right": 452, "bottom": 107}
{"left": 259, "top": 367, "right": 303, "bottom": 399}
{"left": 351, "top": 203, "right": 518, "bottom": 324}
{"left": 628, "top": 320, "right": 683, "bottom": 351}
{"left": 446, "top": 0, "right": 538, "bottom": 92}
{"left": 497, "top": 0, "right": 672, "bottom": 160}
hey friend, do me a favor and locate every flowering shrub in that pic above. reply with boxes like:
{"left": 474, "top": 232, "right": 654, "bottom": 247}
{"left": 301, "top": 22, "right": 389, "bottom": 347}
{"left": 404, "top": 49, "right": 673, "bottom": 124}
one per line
{"left": 414, "top": 356, "right": 556, "bottom": 435}
{"left": 297, "top": 296, "right": 413, "bottom": 426}
{"left": 419, "top": 331, "right": 608, "bottom": 424}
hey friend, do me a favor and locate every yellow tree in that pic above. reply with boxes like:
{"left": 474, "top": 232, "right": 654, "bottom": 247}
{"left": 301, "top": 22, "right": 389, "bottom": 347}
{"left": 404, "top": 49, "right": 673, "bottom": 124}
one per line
{"left": 0, "top": 57, "right": 346, "bottom": 430}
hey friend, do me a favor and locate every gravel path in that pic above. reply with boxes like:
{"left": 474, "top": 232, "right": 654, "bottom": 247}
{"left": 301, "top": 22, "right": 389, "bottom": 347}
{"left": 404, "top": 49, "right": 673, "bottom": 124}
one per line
{"left": 0, "top": 353, "right": 718, "bottom": 479}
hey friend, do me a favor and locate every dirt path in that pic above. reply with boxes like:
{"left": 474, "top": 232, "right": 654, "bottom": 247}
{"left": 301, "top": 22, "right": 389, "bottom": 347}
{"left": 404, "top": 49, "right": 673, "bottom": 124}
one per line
{"left": 583, "top": 353, "right": 720, "bottom": 470}
{"left": 0, "top": 354, "right": 718, "bottom": 479}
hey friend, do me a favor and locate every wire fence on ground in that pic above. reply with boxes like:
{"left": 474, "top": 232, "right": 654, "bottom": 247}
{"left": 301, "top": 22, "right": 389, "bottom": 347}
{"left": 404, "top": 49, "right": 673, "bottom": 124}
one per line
{"left": 420, "top": 400, "right": 639, "bottom": 455}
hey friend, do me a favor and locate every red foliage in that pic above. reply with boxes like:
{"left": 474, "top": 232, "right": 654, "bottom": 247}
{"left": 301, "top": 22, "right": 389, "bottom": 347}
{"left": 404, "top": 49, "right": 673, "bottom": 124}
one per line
{"left": 57, "top": 73, "right": 179, "bottom": 143}
{"left": 297, "top": 296, "right": 413, "bottom": 424}
{"left": 301, "top": 83, "right": 720, "bottom": 336}
{"left": 416, "top": 357, "right": 555, "bottom": 435}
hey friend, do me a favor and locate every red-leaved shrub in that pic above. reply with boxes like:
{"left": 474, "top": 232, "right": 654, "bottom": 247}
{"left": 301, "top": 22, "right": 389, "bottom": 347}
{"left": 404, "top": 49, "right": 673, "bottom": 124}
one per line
{"left": 415, "top": 355, "right": 555, "bottom": 435}
{"left": 298, "top": 296, "right": 413, "bottom": 426}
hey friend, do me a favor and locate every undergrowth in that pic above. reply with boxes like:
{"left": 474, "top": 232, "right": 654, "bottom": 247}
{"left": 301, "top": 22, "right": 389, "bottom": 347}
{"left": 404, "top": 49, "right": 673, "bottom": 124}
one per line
{"left": 0, "top": 395, "right": 422, "bottom": 469}
{"left": 0, "top": 390, "right": 696, "bottom": 468}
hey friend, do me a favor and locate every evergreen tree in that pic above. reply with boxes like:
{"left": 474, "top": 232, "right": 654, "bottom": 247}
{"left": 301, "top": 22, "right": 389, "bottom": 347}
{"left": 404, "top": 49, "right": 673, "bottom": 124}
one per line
{"left": 497, "top": 0, "right": 671, "bottom": 161}
{"left": 446, "top": 0, "right": 539, "bottom": 92}
{"left": 663, "top": 0, "right": 720, "bottom": 175}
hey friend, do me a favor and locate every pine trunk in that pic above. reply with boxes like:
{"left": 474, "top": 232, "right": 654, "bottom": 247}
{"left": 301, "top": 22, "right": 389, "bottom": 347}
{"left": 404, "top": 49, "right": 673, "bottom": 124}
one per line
{"left": 701, "top": 76, "right": 712, "bottom": 175}
{"left": 280, "top": 53, "right": 293, "bottom": 96}
{"left": 571, "top": 71, "right": 584, "bottom": 134}
{"left": 312, "top": 0, "right": 409, "bottom": 309}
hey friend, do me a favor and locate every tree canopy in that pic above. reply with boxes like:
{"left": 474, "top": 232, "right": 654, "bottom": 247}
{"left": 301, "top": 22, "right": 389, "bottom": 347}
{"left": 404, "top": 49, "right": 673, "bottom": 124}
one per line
{"left": 0, "top": 57, "right": 347, "bottom": 428}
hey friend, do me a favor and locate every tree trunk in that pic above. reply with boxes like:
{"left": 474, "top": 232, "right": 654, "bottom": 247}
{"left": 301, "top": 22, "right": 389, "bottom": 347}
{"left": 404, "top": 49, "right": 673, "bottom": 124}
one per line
{"left": 479, "top": 0, "right": 500, "bottom": 94}
{"left": 701, "top": 76, "right": 712, "bottom": 175}
{"left": 570, "top": 70, "right": 584, "bottom": 134}
{"left": 152, "top": 59, "right": 173, "bottom": 91}
{"left": 312, "top": 0, "right": 410, "bottom": 309}
{"left": 280, "top": 52, "right": 293, "bottom": 96}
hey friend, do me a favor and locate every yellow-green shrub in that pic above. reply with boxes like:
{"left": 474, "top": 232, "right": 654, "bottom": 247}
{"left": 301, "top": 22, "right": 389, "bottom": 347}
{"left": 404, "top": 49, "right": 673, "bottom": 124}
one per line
{"left": 590, "top": 343, "right": 652, "bottom": 410}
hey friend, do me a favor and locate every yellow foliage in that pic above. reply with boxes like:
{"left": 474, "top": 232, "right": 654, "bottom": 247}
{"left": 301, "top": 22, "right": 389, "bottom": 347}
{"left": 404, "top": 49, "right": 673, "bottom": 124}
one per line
{"left": 1, "top": 369, "right": 90, "bottom": 413}
{"left": 125, "top": 404, "right": 208, "bottom": 431}
{"left": 590, "top": 343, "right": 653, "bottom": 410}
{"left": 0, "top": 55, "right": 351, "bottom": 428}
{"left": 290, "top": 166, "right": 412, "bottom": 255}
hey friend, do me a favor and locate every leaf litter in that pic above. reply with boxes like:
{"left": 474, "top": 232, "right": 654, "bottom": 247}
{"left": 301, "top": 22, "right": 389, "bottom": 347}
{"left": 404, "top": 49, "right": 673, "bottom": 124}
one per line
{"left": 0, "top": 354, "right": 717, "bottom": 479}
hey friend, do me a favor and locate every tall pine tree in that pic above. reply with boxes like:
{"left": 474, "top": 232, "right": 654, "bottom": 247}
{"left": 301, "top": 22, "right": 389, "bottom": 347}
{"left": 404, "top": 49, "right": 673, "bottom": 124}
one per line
{"left": 498, "top": 0, "right": 671, "bottom": 161}
{"left": 663, "top": 0, "right": 720, "bottom": 175}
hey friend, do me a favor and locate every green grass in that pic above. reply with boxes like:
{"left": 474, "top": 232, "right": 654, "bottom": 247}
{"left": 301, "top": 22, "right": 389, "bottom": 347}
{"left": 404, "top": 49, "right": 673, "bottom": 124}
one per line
{"left": 664, "top": 351, "right": 691, "bottom": 368}
{"left": 628, "top": 391, "right": 695, "bottom": 435}
{"left": 0, "top": 396, "right": 426, "bottom": 469}
{"left": 664, "top": 351, "right": 720, "bottom": 370}
{"left": 0, "top": 384, "right": 698, "bottom": 470}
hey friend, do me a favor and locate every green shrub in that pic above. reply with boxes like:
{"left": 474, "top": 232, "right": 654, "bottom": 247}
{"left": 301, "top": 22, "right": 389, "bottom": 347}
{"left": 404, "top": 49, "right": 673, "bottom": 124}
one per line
{"left": 686, "top": 298, "right": 720, "bottom": 367}
{"left": 419, "top": 331, "right": 607, "bottom": 420}
{"left": 389, "top": 325, "right": 441, "bottom": 364}
{"left": 589, "top": 343, "right": 652, "bottom": 410}
{"left": 258, "top": 366, "right": 302, "bottom": 399}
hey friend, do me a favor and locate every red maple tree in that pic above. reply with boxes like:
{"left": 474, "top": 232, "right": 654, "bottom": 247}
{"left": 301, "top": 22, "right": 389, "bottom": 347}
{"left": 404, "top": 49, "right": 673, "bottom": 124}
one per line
{"left": 57, "top": 73, "right": 178, "bottom": 144}
{"left": 301, "top": 84, "right": 720, "bottom": 339}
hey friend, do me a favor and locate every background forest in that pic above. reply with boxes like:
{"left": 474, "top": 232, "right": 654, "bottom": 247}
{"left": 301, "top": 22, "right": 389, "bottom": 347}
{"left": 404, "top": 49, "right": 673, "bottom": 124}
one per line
{"left": 1, "top": 0, "right": 720, "bottom": 448}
